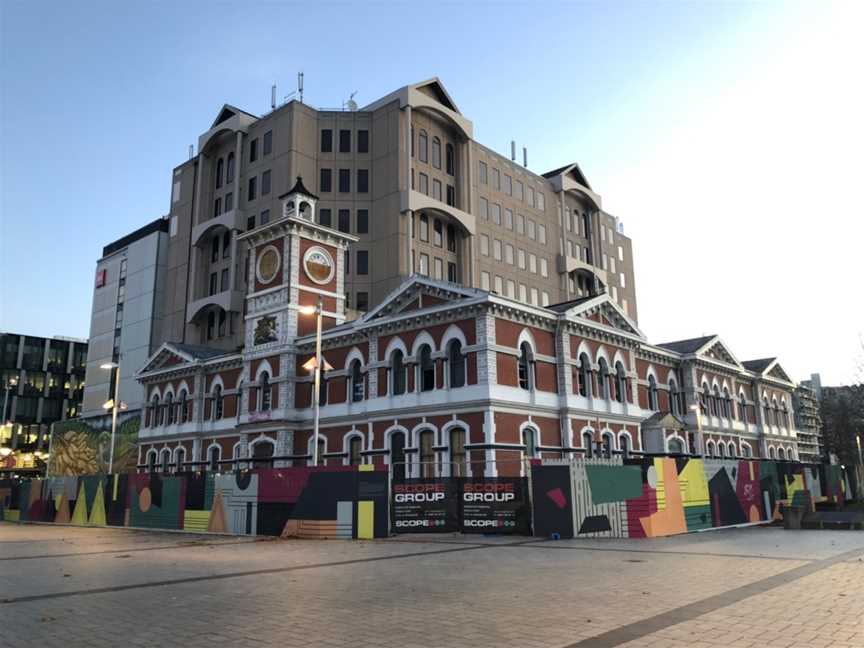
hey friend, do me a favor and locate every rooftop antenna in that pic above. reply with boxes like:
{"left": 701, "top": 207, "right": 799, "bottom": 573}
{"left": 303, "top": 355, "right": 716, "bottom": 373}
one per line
{"left": 345, "top": 91, "right": 358, "bottom": 112}
{"left": 510, "top": 140, "right": 516, "bottom": 162}
{"left": 298, "top": 71, "right": 304, "bottom": 104}
{"left": 271, "top": 83, "right": 276, "bottom": 110}
{"left": 188, "top": 144, "right": 194, "bottom": 160}
{"left": 523, "top": 146, "right": 528, "bottom": 168}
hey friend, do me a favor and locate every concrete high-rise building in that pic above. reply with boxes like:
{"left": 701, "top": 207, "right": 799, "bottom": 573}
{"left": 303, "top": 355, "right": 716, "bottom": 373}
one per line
{"left": 81, "top": 218, "right": 169, "bottom": 418}
{"left": 793, "top": 379, "right": 824, "bottom": 462}
{"left": 151, "top": 78, "right": 637, "bottom": 356}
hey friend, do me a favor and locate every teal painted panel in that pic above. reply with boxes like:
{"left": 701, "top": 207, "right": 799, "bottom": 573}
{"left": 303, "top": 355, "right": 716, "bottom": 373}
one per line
{"left": 586, "top": 465, "right": 643, "bottom": 505}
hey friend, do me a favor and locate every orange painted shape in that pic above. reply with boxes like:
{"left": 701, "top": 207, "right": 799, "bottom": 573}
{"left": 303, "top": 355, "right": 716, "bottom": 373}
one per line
{"left": 639, "top": 458, "right": 687, "bottom": 537}
{"left": 207, "top": 489, "right": 227, "bottom": 533}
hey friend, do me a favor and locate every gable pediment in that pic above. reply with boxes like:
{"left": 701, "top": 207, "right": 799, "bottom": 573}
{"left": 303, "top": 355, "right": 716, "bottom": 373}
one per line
{"left": 565, "top": 295, "right": 644, "bottom": 339}
{"left": 361, "top": 277, "right": 479, "bottom": 323}
{"left": 700, "top": 339, "right": 740, "bottom": 367}
{"left": 414, "top": 79, "right": 459, "bottom": 113}
{"left": 766, "top": 361, "right": 793, "bottom": 383}
{"left": 138, "top": 344, "right": 196, "bottom": 375}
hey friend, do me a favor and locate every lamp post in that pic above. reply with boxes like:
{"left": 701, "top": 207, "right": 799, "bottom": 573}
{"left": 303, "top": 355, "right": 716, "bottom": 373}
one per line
{"left": 689, "top": 403, "right": 702, "bottom": 456}
{"left": 100, "top": 357, "right": 124, "bottom": 474}
{"left": 299, "top": 297, "right": 325, "bottom": 466}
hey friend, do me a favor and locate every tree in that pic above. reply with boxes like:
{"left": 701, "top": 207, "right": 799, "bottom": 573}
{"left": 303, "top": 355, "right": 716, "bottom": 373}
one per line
{"left": 820, "top": 384, "right": 864, "bottom": 468}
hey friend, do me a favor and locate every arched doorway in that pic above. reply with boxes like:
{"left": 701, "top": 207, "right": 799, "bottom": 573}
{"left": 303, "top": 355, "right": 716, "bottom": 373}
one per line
{"left": 251, "top": 440, "right": 274, "bottom": 469}
{"left": 390, "top": 431, "right": 406, "bottom": 480}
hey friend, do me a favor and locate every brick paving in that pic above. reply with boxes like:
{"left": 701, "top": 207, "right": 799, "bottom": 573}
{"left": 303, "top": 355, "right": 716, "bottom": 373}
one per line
{"left": 1, "top": 523, "right": 862, "bottom": 647}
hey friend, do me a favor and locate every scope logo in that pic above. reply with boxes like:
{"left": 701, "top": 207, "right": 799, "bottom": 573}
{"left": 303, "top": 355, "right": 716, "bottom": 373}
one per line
{"left": 393, "top": 482, "right": 447, "bottom": 503}
{"left": 463, "top": 482, "right": 517, "bottom": 502}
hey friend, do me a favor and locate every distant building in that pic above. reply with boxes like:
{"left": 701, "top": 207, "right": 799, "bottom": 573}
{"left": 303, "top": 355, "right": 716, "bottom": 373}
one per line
{"left": 0, "top": 332, "right": 87, "bottom": 472}
{"left": 81, "top": 218, "right": 169, "bottom": 420}
{"left": 793, "top": 379, "right": 824, "bottom": 462}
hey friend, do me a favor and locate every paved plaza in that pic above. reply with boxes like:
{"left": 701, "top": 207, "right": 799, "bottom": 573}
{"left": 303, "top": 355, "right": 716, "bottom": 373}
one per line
{"left": 0, "top": 523, "right": 862, "bottom": 647}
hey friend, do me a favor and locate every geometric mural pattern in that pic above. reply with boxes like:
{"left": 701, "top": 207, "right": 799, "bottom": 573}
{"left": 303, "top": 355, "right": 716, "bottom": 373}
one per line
{"left": 0, "top": 465, "right": 389, "bottom": 540}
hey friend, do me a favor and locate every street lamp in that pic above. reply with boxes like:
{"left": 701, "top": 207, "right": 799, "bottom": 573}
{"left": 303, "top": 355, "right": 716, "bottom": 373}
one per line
{"left": 689, "top": 403, "right": 703, "bottom": 456}
{"left": 299, "top": 298, "right": 331, "bottom": 467}
{"left": 3, "top": 376, "right": 18, "bottom": 424}
{"left": 100, "top": 358, "right": 126, "bottom": 474}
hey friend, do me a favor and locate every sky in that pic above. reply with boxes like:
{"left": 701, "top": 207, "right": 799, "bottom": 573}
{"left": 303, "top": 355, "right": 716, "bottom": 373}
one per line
{"left": 1, "top": 0, "right": 862, "bottom": 385}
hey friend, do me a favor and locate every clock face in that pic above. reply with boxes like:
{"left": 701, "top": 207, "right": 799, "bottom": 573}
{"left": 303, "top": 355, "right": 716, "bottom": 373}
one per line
{"left": 304, "top": 246, "right": 334, "bottom": 285}
{"left": 256, "top": 246, "right": 280, "bottom": 284}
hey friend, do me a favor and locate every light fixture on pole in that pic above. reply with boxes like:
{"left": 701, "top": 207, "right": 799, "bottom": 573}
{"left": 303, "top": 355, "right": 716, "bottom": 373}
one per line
{"left": 3, "top": 376, "right": 18, "bottom": 425}
{"left": 100, "top": 358, "right": 124, "bottom": 474}
{"left": 689, "top": 403, "right": 703, "bottom": 456}
{"left": 299, "top": 298, "right": 330, "bottom": 466}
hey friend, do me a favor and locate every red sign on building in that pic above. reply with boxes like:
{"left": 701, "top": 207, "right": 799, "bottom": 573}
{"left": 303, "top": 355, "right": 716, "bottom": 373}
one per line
{"left": 95, "top": 268, "right": 107, "bottom": 288}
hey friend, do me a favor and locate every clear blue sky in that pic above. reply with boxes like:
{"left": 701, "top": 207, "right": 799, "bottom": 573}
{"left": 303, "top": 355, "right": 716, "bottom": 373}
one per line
{"left": 1, "top": 1, "right": 861, "bottom": 384}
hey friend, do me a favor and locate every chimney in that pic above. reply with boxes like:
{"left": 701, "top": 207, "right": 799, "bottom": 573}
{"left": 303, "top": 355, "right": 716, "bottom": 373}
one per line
{"left": 523, "top": 147, "right": 528, "bottom": 168}
{"left": 271, "top": 84, "right": 276, "bottom": 110}
{"left": 510, "top": 140, "right": 516, "bottom": 162}
{"left": 188, "top": 144, "right": 193, "bottom": 160}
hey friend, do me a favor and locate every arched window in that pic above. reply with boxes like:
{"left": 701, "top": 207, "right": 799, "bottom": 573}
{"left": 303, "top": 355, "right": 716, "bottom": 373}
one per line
{"left": 714, "top": 386, "right": 723, "bottom": 417}
{"left": 615, "top": 362, "right": 628, "bottom": 403}
{"left": 700, "top": 383, "right": 710, "bottom": 415}
{"left": 648, "top": 375, "right": 659, "bottom": 410}
{"left": 175, "top": 447, "right": 186, "bottom": 472}
{"left": 705, "top": 440, "right": 716, "bottom": 457}
{"left": 598, "top": 358, "right": 610, "bottom": 400}
{"left": 432, "top": 136, "right": 442, "bottom": 169}
{"left": 213, "top": 385, "right": 223, "bottom": 420}
{"left": 777, "top": 447, "right": 786, "bottom": 460}
{"left": 780, "top": 401, "right": 789, "bottom": 428}
{"left": 577, "top": 353, "right": 592, "bottom": 397}
{"left": 620, "top": 434, "right": 631, "bottom": 458}
{"left": 668, "top": 438, "right": 684, "bottom": 454}
{"left": 523, "top": 427, "right": 538, "bottom": 459}
{"left": 208, "top": 445, "right": 221, "bottom": 471}
{"left": 165, "top": 393, "right": 174, "bottom": 425}
{"left": 718, "top": 442, "right": 726, "bottom": 458}
{"left": 390, "top": 431, "right": 406, "bottom": 480}
{"left": 739, "top": 393, "right": 748, "bottom": 422}
{"left": 447, "top": 339, "right": 465, "bottom": 388}
{"left": 772, "top": 398, "right": 779, "bottom": 427}
{"left": 418, "top": 130, "right": 428, "bottom": 163}
{"left": 178, "top": 389, "right": 187, "bottom": 423}
{"left": 741, "top": 444, "right": 752, "bottom": 458}
{"left": 727, "top": 442, "right": 736, "bottom": 458}
{"left": 391, "top": 350, "right": 406, "bottom": 395}
{"left": 582, "top": 431, "right": 594, "bottom": 458}
{"left": 226, "top": 152, "right": 235, "bottom": 183}
{"left": 449, "top": 427, "right": 466, "bottom": 476}
{"left": 602, "top": 432, "right": 614, "bottom": 458}
{"left": 259, "top": 372, "right": 271, "bottom": 411}
{"left": 251, "top": 440, "right": 274, "bottom": 469}
{"left": 151, "top": 395, "right": 161, "bottom": 427}
{"left": 723, "top": 388, "right": 732, "bottom": 419}
{"left": 348, "top": 436, "right": 363, "bottom": 466}
{"left": 215, "top": 157, "right": 224, "bottom": 189}
{"left": 763, "top": 398, "right": 771, "bottom": 426}
{"left": 314, "top": 438, "right": 326, "bottom": 466}
{"left": 418, "top": 345, "right": 435, "bottom": 392}
{"left": 419, "top": 430, "right": 435, "bottom": 478}
{"left": 445, "top": 143, "right": 455, "bottom": 175}
{"left": 669, "top": 379, "right": 680, "bottom": 416}
{"left": 350, "top": 359, "right": 364, "bottom": 402}
{"left": 147, "top": 449, "right": 157, "bottom": 473}
{"left": 518, "top": 342, "right": 534, "bottom": 391}
{"left": 160, "top": 448, "right": 171, "bottom": 473}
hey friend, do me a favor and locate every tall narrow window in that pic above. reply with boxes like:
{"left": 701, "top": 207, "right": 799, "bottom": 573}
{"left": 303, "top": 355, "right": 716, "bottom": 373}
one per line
{"left": 391, "top": 350, "right": 406, "bottom": 395}
{"left": 418, "top": 130, "right": 428, "bottom": 163}
{"left": 670, "top": 379, "right": 680, "bottom": 416}
{"left": 518, "top": 342, "right": 533, "bottom": 391}
{"left": 450, "top": 428, "right": 466, "bottom": 477}
{"left": 321, "top": 129, "right": 333, "bottom": 152}
{"left": 350, "top": 359, "right": 364, "bottom": 402}
{"left": 523, "top": 427, "right": 538, "bottom": 458}
{"left": 349, "top": 436, "right": 362, "bottom": 466}
{"left": 215, "top": 158, "right": 224, "bottom": 188}
{"left": 419, "top": 214, "right": 429, "bottom": 241}
{"left": 602, "top": 433, "right": 614, "bottom": 458}
{"left": 648, "top": 375, "right": 659, "bottom": 410}
{"left": 165, "top": 393, "right": 174, "bottom": 425}
{"left": 339, "top": 129, "right": 351, "bottom": 153}
{"left": 739, "top": 394, "right": 748, "bottom": 422}
{"left": 391, "top": 431, "right": 406, "bottom": 481}
{"left": 446, "top": 224, "right": 456, "bottom": 252}
{"left": 260, "top": 372, "right": 271, "bottom": 411}
{"left": 615, "top": 362, "right": 627, "bottom": 403}
{"left": 420, "top": 430, "right": 435, "bottom": 478}
{"left": 208, "top": 445, "right": 220, "bottom": 471}
{"left": 357, "top": 169, "right": 369, "bottom": 193}
{"left": 448, "top": 339, "right": 465, "bottom": 388}
{"left": 598, "top": 358, "right": 610, "bottom": 400}
{"left": 578, "top": 353, "right": 592, "bottom": 397}
{"left": 583, "top": 431, "right": 594, "bottom": 458}
{"left": 620, "top": 434, "right": 630, "bottom": 458}
{"left": 263, "top": 130, "right": 272, "bottom": 155}
{"left": 320, "top": 168, "right": 332, "bottom": 192}
{"left": 419, "top": 345, "right": 434, "bottom": 392}
{"left": 432, "top": 137, "right": 441, "bottom": 169}
{"left": 178, "top": 390, "right": 187, "bottom": 423}
{"left": 445, "top": 143, "right": 455, "bottom": 175}
{"left": 338, "top": 169, "right": 350, "bottom": 193}
{"left": 357, "top": 129, "right": 369, "bottom": 153}
{"left": 213, "top": 385, "right": 223, "bottom": 420}
{"left": 226, "top": 152, "right": 235, "bottom": 183}
{"left": 433, "top": 219, "right": 443, "bottom": 247}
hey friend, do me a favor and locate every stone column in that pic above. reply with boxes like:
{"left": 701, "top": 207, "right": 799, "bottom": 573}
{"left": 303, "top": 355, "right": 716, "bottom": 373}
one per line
{"left": 275, "top": 429, "right": 293, "bottom": 468}
{"left": 367, "top": 336, "right": 379, "bottom": 397}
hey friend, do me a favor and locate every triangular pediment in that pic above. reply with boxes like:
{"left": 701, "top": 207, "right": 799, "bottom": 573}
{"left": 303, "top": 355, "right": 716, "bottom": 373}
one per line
{"left": 413, "top": 78, "right": 459, "bottom": 113}
{"left": 138, "top": 344, "right": 196, "bottom": 375}
{"left": 210, "top": 104, "right": 256, "bottom": 129}
{"left": 766, "top": 361, "right": 793, "bottom": 383}
{"left": 699, "top": 339, "right": 741, "bottom": 367}
{"left": 561, "top": 293, "right": 644, "bottom": 339}
{"left": 361, "top": 276, "right": 481, "bottom": 322}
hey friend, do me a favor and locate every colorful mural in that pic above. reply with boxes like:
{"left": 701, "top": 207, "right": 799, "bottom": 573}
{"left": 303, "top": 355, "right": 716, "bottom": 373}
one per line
{"left": 1, "top": 466, "right": 389, "bottom": 540}
{"left": 538, "top": 457, "right": 852, "bottom": 539}
{"left": 48, "top": 414, "right": 140, "bottom": 476}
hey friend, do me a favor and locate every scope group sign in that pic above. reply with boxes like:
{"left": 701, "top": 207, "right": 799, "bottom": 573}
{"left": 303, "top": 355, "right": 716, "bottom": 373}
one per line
{"left": 391, "top": 477, "right": 530, "bottom": 534}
